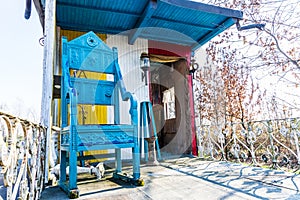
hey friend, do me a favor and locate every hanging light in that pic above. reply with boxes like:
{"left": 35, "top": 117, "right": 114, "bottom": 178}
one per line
{"left": 140, "top": 52, "right": 150, "bottom": 85}
{"left": 189, "top": 55, "right": 199, "bottom": 79}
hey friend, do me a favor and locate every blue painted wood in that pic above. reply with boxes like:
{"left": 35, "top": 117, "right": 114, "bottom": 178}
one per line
{"left": 60, "top": 31, "right": 140, "bottom": 195}
{"left": 140, "top": 101, "right": 161, "bottom": 162}
{"left": 148, "top": 102, "right": 161, "bottom": 160}
{"left": 70, "top": 78, "right": 115, "bottom": 105}
{"left": 128, "top": 0, "right": 157, "bottom": 44}
{"left": 56, "top": 0, "right": 243, "bottom": 49}
{"left": 191, "top": 17, "right": 237, "bottom": 51}
{"left": 67, "top": 33, "right": 115, "bottom": 73}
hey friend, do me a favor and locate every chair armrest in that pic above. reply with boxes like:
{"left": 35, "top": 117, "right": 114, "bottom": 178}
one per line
{"left": 116, "top": 72, "right": 138, "bottom": 125}
{"left": 118, "top": 79, "right": 132, "bottom": 101}
{"left": 128, "top": 93, "right": 138, "bottom": 126}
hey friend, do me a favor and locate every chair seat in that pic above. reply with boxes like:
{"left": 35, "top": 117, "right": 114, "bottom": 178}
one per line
{"left": 61, "top": 124, "right": 135, "bottom": 151}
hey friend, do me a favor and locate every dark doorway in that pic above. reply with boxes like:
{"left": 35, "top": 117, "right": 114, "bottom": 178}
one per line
{"left": 150, "top": 58, "right": 192, "bottom": 155}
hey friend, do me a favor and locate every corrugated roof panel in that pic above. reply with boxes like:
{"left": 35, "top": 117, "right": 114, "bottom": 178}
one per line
{"left": 141, "top": 27, "right": 196, "bottom": 46}
{"left": 89, "top": 0, "right": 148, "bottom": 15}
{"left": 56, "top": 0, "right": 243, "bottom": 50}
{"left": 154, "top": 2, "right": 225, "bottom": 29}
{"left": 57, "top": 0, "right": 147, "bottom": 16}
{"left": 146, "top": 17, "right": 210, "bottom": 44}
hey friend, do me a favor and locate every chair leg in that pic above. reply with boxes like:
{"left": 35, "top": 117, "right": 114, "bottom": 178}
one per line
{"left": 69, "top": 150, "right": 78, "bottom": 190}
{"left": 132, "top": 146, "right": 140, "bottom": 180}
{"left": 60, "top": 150, "right": 67, "bottom": 184}
{"left": 79, "top": 151, "right": 85, "bottom": 167}
{"left": 115, "top": 148, "right": 122, "bottom": 173}
{"left": 144, "top": 140, "right": 149, "bottom": 162}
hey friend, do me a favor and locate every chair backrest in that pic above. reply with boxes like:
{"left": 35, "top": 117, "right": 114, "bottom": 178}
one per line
{"left": 61, "top": 31, "right": 124, "bottom": 126}
{"left": 61, "top": 31, "right": 119, "bottom": 106}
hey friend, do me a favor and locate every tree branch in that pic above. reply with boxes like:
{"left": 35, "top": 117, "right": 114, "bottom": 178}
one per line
{"left": 263, "top": 28, "right": 300, "bottom": 69}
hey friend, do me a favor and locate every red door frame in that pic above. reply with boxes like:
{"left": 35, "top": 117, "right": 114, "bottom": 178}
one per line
{"left": 148, "top": 40, "right": 197, "bottom": 156}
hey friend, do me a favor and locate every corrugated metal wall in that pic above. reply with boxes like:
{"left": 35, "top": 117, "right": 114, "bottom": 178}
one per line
{"left": 106, "top": 35, "right": 149, "bottom": 124}
{"left": 106, "top": 35, "right": 148, "bottom": 159}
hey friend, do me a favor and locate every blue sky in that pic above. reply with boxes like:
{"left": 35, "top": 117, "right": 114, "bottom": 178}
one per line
{"left": 0, "top": 2, "right": 43, "bottom": 118}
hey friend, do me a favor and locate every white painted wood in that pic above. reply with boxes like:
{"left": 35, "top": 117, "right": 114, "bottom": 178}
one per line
{"left": 106, "top": 35, "right": 149, "bottom": 159}
{"left": 40, "top": 0, "right": 56, "bottom": 183}
{"left": 106, "top": 35, "right": 149, "bottom": 123}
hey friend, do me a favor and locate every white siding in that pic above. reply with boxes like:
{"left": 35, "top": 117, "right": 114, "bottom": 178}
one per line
{"left": 106, "top": 35, "right": 149, "bottom": 159}
{"left": 106, "top": 35, "right": 149, "bottom": 124}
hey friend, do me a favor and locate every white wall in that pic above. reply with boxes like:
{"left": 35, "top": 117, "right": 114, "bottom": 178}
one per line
{"left": 106, "top": 35, "right": 149, "bottom": 159}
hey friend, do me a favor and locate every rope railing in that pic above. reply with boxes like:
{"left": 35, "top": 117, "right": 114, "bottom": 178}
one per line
{"left": 0, "top": 111, "right": 47, "bottom": 200}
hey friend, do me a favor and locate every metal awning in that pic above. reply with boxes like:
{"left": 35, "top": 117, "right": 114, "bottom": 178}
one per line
{"left": 55, "top": 0, "right": 243, "bottom": 51}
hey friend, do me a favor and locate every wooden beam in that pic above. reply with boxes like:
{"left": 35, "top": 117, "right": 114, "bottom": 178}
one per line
{"left": 40, "top": 0, "right": 56, "bottom": 184}
{"left": 56, "top": 23, "right": 126, "bottom": 35}
{"left": 151, "top": 16, "right": 215, "bottom": 31}
{"left": 128, "top": 0, "right": 157, "bottom": 45}
{"left": 160, "top": 0, "right": 243, "bottom": 19}
{"left": 192, "top": 17, "right": 237, "bottom": 51}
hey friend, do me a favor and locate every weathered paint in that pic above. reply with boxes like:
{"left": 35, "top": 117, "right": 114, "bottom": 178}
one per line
{"left": 56, "top": 30, "right": 107, "bottom": 126}
{"left": 59, "top": 32, "right": 140, "bottom": 193}
{"left": 58, "top": 30, "right": 109, "bottom": 163}
{"left": 55, "top": 31, "right": 148, "bottom": 161}
{"left": 40, "top": 0, "right": 56, "bottom": 184}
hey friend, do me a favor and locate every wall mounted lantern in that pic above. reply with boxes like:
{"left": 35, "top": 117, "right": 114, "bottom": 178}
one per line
{"left": 189, "top": 55, "right": 199, "bottom": 79}
{"left": 140, "top": 52, "right": 150, "bottom": 85}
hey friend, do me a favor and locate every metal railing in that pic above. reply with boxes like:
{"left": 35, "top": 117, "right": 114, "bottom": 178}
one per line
{"left": 0, "top": 111, "right": 46, "bottom": 200}
{"left": 197, "top": 118, "right": 300, "bottom": 172}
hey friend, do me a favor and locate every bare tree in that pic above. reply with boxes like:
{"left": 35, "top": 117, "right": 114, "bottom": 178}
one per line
{"left": 192, "top": 0, "right": 300, "bottom": 159}
{"left": 0, "top": 102, "right": 8, "bottom": 111}
{"left": 0, "top": 98, "right": 39, "bottom": 122}
{"left": 195, "top": 0, "right": 300, "bottom": 124}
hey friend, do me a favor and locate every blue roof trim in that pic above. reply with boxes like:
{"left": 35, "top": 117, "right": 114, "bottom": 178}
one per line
{"left": 160, "top": 0, "right": 243, "bottom": 19}
{"left": 192, "top": 17, "right": 237, "bottom": 51}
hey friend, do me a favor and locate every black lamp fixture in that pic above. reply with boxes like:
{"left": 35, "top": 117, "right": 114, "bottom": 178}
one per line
{"left": 189, "top": 53, "right": 199, "bottom": 79}
{"left": 140, "top": 52, "right": 150, "bottom": 85}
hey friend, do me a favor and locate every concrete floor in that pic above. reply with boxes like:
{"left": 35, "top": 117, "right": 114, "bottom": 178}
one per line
{"left": 39, "top": 157, "right": 300, "bottom": 200}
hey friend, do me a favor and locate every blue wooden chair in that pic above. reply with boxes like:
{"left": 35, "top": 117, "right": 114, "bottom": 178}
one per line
{"left": 59, "top": 31, "right": 141, "bottom": 198}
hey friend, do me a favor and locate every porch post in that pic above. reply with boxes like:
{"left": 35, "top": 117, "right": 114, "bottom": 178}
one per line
{"left": 40, "top": 0, "right": 56, "bottom": 184}
{"left": 188, "top": 74, "right": 197, "bottom": 156}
